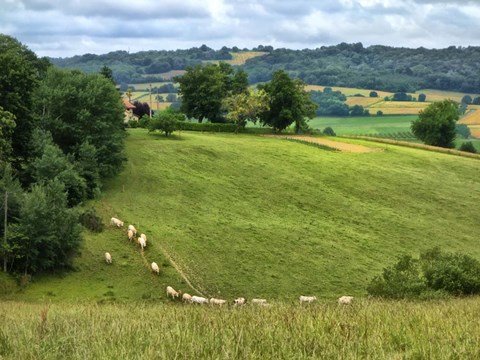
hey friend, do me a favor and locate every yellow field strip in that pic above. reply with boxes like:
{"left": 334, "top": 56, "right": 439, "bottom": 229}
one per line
{"left": 459, "top": 110, "right": 480, "bottom": 125}
{"left": 348, "top": 136, "right": 480, "bottom": 159}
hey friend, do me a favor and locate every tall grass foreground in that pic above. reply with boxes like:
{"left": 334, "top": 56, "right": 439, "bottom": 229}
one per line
{"left": 0, "top": 299, "right": 479, "bottom": 359}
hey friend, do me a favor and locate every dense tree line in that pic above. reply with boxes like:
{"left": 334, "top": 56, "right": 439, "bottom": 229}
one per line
{"left": 0, "top": 34, "right": 126, "bottom": 275}
{"left": 51, "top": 43, "right": 480, "bottom": 94}
{"left": 50, "top": 44, "right": 233, "bottom": 85}
{"left": 243, "top": 43, "right": 480, "bottom": 93}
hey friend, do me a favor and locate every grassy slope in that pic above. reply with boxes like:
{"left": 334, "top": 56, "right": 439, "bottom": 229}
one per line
{"left": 3, "top": 130, "right": 480, "bottom": 302}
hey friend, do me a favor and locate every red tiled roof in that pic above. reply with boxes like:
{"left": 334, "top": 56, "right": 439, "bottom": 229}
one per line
{"left": 123, "top": 98, "right": 136, "bottom": 109}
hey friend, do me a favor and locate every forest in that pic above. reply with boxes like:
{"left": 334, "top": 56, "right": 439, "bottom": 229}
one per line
{"left": 50, "top": 43, "right": 480, "bottom": 93}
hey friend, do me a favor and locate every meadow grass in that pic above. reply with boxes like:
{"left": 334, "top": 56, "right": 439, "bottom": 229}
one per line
{"left": 3, "top": 129, "right": 479, "bottom": 304}
{"left": 308, "top": 115, "right": 417, "bottom": 135}
{"left": 1, "top": 298, "right": 479, "bottom": 359}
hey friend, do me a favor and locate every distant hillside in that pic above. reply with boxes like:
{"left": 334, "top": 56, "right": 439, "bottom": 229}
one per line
{"left": 50, "top": 43, "right": 480, "bottom": 94}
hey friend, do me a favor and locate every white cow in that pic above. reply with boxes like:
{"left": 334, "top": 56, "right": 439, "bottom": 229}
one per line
{"left": 128, "top": 225, "right": 137, "bottom": 235}
{"left": 166, "top": 286, "right": 179, "bottom": 299}
{"left": 209, "top": 298, "right": 227, "bottom": 306}
{"left": 110, "top": 217, "right": 124, "bottom": 228}
{"left": 182, "top": 293, "right": 193, "bottom": 303}
{"left": 151, "top": 262, "right": 160, "bottom": 274}
{"left": 191, "top": 296, "right": 209, "bottom": 304}
{"left": 338, "top": 296, "right": 354, "bottom": 305}
{"left": 251, "top": 298, "right": 268, "bottom": 305}
{"left": 138, "top": 237, "right": 146, "bottom": 251}
{"left": 140, "top": 233, "right": 147, "bottom": 243}
{"left": 105, "top": 252, "right": 112, "bottom": 264}
{"left": 127, "top": 229, "right": 134, "bottom": 242}
{"left": 299, "top": 295, "right": 317, "bottom": 303}
{"left": 234, "top": 297, "right": 246, "bottom": 306}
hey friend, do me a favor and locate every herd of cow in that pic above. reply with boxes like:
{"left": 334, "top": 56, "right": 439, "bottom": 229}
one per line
{"left": 108, "top": 217, "right": 354, "bottom": 306}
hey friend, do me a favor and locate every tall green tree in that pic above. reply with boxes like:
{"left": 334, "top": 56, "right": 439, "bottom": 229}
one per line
{"left": 100, "top": 65, "right": 114, "bottom": 83}
{"left": 0, "top": 34, "right": 49, "bottom": 173}
{"left": 259, "top": 70, "right": 316, "bottom": 133}
{"left": 0, "top": 107, "right": 16, "bottom": 164}
{"left": 33, "top": 67, "right": 126, "bottom": 177}
{"left": 16, "top": 179, "right": 82, "bottom": 274}
{"left": 224, "top": 89, "right": 269, "bottom": 132}
{"left": 411, "top": 100, "right": 459, "bottom": 148}
{"left": 28, "top": 130, "right": 87, "bottom": 207}
{"left": 175, "top": 63, "right": 248, "bottom": 123}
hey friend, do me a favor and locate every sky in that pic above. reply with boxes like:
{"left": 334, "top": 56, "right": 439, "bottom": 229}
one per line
{"left": 1, "top": 0, "right": 480, "bottom": 58}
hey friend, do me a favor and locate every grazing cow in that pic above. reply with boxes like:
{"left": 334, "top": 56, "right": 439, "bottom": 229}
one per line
{"left": 209, "top": 298, "right": 227, "bottom": 306}
{"left": 128, "top": 225, "right": 137, "bottom": 235}
{"left": 191, "top": 296, "right": 209, "bottom": 304}
{"left": 110, "top": 217, "right": 124, "bottom": 228}
{"left": 166, "top": 286, "right": 179, "bottom": 299}
{"left": 140, "top": 233, "right": 147, "bottom": 243}
{"left": 105, "top": 252, "right": 112, "bottom": 264}
{"left": 299, "top": 295, "right": 317, "bottom": 303}
{"left": 182, "top": 293, "right": 193, "bottom": 303}
{"left": 138, "top": 237, "right": 146, "bottom": 251}
{"left": 127, "top": 229, "right": 134, "bottom": 242}
{"left": 234, "top": 297, "right": 246, "bottom": 306}
{"left": 251, "top": 298, "right": 268, "bottom": 305}
{"left": 338, "top": 296, "right": 354, "bottom": 305}
{"left": 151, "top": 262, "right": 160, "bottom": 274}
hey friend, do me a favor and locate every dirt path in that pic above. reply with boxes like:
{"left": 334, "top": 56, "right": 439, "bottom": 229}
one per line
{"left": 264, "top": 135, "right": 381, "bottom": 153}
{"left": 155, "top": 244, "right": 208, "bottom": 297}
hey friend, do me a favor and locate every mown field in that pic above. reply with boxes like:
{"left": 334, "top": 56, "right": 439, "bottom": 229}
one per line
{"left": 2, "top": 130, "right": 479, "bottom": 303}
{"left": 308, "top": 115, "right": 417, "bottom": 136}
{"left": 1, "top": 299, "right": 479, "bottom": 359}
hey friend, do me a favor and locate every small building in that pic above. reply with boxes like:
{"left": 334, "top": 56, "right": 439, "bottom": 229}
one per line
{"left": 123, "top": 98, "right": 138, "bottom": 123}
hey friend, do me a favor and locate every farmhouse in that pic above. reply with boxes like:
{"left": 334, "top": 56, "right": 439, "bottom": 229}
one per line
{"left": 123, "top": 98, "right": 138, "bottom": 123}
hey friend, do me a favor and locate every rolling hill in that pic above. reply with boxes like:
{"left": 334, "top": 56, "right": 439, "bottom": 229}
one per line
{"left": 2, "top": 130, "right": 479, "bottom": 302}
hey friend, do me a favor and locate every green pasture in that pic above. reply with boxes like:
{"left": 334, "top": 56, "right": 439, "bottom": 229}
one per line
{"left": 308, "top": 115, "right": 417, "bottom": 136}
{"left": 3, "top": 130, "right": 479, "bottom": 303}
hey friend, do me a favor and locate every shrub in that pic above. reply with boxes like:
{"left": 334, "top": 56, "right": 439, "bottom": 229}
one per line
{"left": 322, "top": 127, "right": 336, "bottom": 136}
{"left": 178, "top": 122, "right": 237, "bottom": 132}
{"left": 369, "top": 91, "right": 378, "bottom": 98}
{"left": 79, "top": 208, "right": 104, "bottom": 232}
{"left": 421, "top": 247, "right": 480, "bottom": 295}
{"left": 138, "top": 115, "right": 151, "bottom": 129}
{"left": 368, "top": 248, "right": 480, "bottom": 298}
{"left": 367, "top": 255, "right": 426, "bottom": 299}
{"left": 459, "top": 141, "right": 477, "bottom": 153}
{"left": 376, "top": 110, "right": 383, "bottom": 116}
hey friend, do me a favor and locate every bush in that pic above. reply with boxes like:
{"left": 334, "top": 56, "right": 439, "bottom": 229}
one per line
{"left": 369, "top": 91, "right": 378, "bottom": 98}
{"left": 178, "top": 122, "right": 237, "bottom": 132}
{"left": 367, "top": 255, "right": 426, "bottom": 299}
{"left": 368, "top": 248, "right": 480, "bottom": 298}
{"left": 376, "top": 110, "right": 383, "bottom": 116}
{"left": 138, "top": 115, "right": 151, "bottom": 129}
{"left": 79, "top": 208, "right": 104, "bottom": 232}
{"left": 322, "top": 127, "right": 336, "bottom": 136}
{"left": 459, "top": 141, "right": 477, "bottom": 153}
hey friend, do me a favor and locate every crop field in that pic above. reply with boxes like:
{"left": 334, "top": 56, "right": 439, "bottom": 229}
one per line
{"left": 128, "top": 82, "right": 176, "bottom": 91}
{"left": 1, "top": 299, "right": 480, "bottom": 359}
{"left": 225, "top": 51, "right": 268, "bottom": 65}
{"left": 459, "top": 109, "right": 480, "bottom": 125}
{"left": 156, "top": 70, "right": 186, "bottom": 80}
{"left": 308, "top": 115, "right": 417, "bottom": 136}
{"left": 417, "top": 89, "right": 479, "bottom": 103}
{"left": 2, "top": 130, "right": 479, "bottom": 304}
{"left": 305, "top": 85, "right": 393, "bottom": 98}
{"left": 345, "top": 97, "right": 383, "bottom": 107}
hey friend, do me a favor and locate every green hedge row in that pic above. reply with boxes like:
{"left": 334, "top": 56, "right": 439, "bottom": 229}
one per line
{"left": 178, "top": 122, "right": 237, "bottom": 132}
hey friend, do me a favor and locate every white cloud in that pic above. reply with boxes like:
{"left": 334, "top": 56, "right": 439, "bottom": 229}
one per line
{"left": 1, "top": 0, "right": 479, "bottom": 57}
